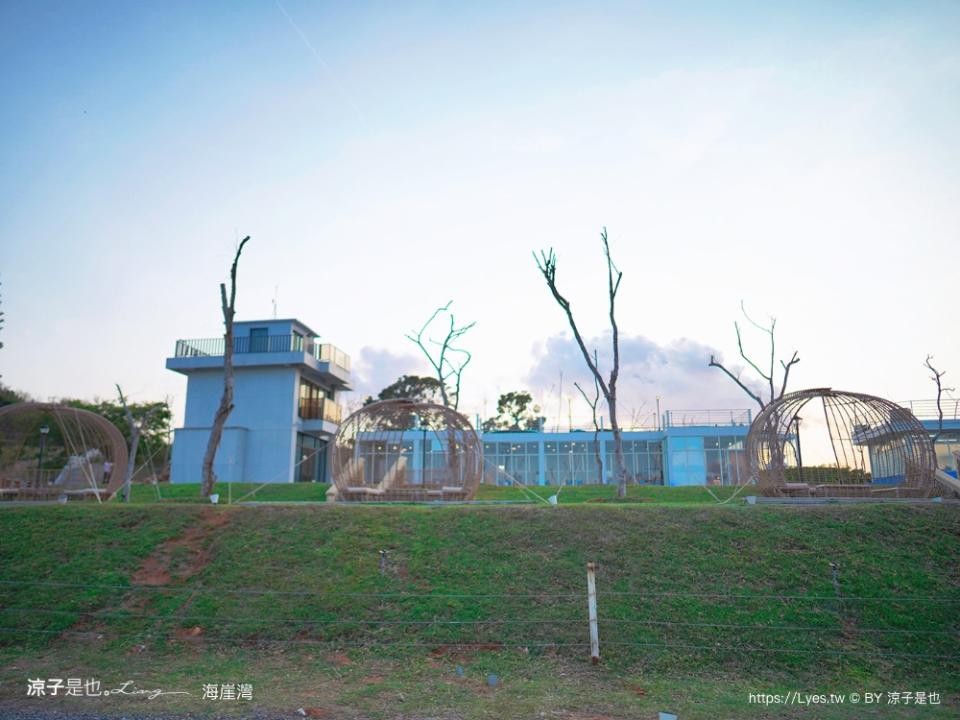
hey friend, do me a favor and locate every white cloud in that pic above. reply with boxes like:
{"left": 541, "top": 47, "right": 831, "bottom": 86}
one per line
{"left": 525, "top": 332, "right": 765, "bottom": 428}
{"left": 346, "top": 345, "right": 431, "bottom": 406}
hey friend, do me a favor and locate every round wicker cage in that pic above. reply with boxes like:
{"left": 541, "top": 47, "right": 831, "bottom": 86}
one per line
{"left": 332, "top": 399, "right": 482, "bottom": 502}
{"left": 745, "top": 388, "right": 937, "bottom": 498}
{"left": 0, "top": 402, "right": 128, "bottom": 501}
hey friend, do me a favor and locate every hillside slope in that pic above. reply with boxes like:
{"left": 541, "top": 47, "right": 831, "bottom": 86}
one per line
{"left": 1, "top": 503, "right": 958, "bottom": 718}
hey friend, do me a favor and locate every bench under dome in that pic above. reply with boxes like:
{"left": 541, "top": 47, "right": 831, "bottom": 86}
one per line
{"left": 745, "top": 388, "right": 938, "bottom": 498}
{"left": 331, "top": 399, "right": 483, "bottom": 502}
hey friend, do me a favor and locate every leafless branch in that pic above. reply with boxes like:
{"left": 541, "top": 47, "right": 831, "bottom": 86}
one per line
{"left": 779, "top": 351, "right": 801, "bottom": 400}
{"left": 533, "top": 249, "right": 610, "bottom": 399}
{"left": 574, "top": 350, "right": 604, "bottom": 485}
{"left": 709, "top": 354, "right": 764, "bottom": 409}
{"left": 406, "top": 301, "right": 475, "bottom": 410}
{"left": 925, "top": 355, "right": 954, "bottom": 445}
{"left": 710, "top": 301, "right": 799, "bottom": 408}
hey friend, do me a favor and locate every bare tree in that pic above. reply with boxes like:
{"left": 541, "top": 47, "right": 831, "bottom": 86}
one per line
{"left": 627, "top": 402, "right": 650, "bottom": 431}
{"left": 535, "top": 228, "right": 629, "bottom": 498}
{"left": 406, "top": 301, "right": 475, "bottom": 411}
{"left": 924, "top": 355, "right": 954, "bottom": 445}
{"left": 201, "top": 236, "right": 250, "bottom": 498}
{"left": 116, "top": 384, "right": 163, "bottom": 503}
{"left": 709, "top": 301, "right": 800, "bottom": 410}
{"left": 574, "top": 350, "right": 604, "bottom": 486}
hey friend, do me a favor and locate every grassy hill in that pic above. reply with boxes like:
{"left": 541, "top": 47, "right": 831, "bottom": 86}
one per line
{"left": 1, "top": 499, "right": 958, "bottom": 718}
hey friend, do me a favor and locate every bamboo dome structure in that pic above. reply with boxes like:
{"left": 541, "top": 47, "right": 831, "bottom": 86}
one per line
{"left": 331, "top": 399, "right": 482, "bottom": 502}
{"left": 745, "top": 389, "right": 937, "bottom": 498}
{"left": 0, "top": 402, "right": 128, "bottom": 502}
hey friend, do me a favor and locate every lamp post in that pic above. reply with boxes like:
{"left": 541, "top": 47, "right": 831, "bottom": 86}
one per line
{"left": 37, "top": 424, "right": 50, "bottom": 487}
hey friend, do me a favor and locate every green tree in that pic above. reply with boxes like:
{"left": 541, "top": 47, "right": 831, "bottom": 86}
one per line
{"left": 482, "top": 390, "right": 542, "bottom": 432}
{"left": 363, "top": 375, "right": 442, "bottom": 406}
{"left": 64, "top": 397, "right": 172, "bottom": 471}
{"left": 0, "top": 383, "right": 27, "bottom": 408}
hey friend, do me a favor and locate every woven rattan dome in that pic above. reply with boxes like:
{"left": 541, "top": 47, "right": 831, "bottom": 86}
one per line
{"left": 0, "top": 402, "right": 128, "bottom": 501}
{"left": 332, "top": 400, "right": 482, "bottom": 502}
{"left": 746, "top": 389, "right": 937, "bottom": 498}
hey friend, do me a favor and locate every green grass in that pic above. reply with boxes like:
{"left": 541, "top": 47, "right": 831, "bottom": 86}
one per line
{"left": 0, "top": 502, "right": 958, "bottom": 718}
{"left": 474, "top": 482, "right": 742, "bottom": 503}
{"left": 126, "top": 481, "right": 741, "bottom": 505}
{"left": 126, "top": 481, "right": 333, "bottom": 503}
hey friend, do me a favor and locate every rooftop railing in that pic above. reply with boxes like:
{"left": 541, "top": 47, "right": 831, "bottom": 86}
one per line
{"left": 173, "top": 335, "right": 351, "bottom": 373}
{"left": 899, "top": 399, "right": 960, "bottom": 421}
{"left": 662, "top": 409, "right": 753, "bottom": 428}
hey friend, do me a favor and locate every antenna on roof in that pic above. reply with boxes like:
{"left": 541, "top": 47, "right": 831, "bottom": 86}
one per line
{"left": 272, "top": 285, "right": 279, "bottom": 319}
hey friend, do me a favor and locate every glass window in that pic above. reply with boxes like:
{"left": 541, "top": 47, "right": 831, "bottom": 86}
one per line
{"left": 295, "top": 433, "right": 326, "bottom": 482}
{"left": 249, "top": 327, "right": 269, "bottom": 352}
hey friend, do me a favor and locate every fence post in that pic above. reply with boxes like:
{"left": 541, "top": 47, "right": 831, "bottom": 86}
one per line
{"left": 586, "top": 562, "right": 600, "bottom": 664}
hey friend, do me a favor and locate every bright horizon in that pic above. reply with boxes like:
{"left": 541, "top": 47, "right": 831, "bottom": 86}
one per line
{"left": 1, "top": 1, "right": 958, "bottom": 431}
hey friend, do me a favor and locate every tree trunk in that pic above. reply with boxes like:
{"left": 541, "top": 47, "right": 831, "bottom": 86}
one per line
{"left": 200, "top": 328, "right": 234, "bottom": 497}
{"left": 591, "top": 426, "right": 603, "bottom": 486}
{"left": 608, "top": 402, "right": 628, "bottom": 498}
{"left": 201, "top": 236, "right": 249, "bottom": 498}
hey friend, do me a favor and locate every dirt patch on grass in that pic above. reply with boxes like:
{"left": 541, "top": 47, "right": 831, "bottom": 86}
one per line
{"left": 131, "top": 506, "right": 230, "bottom": 586}
{"left": 327, "top": 652, "right": 355, "bottom": 667}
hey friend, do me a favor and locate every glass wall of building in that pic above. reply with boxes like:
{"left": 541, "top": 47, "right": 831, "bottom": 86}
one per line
{"left": 703, "top": 435, "right": 748, "bottom": 485}
{"left": 868, "top": 441, "right": 906, "bottom": 484}
{"left": 604, "top": 439, "right": 664, "bottom": 484}
{"left": 667, "top": 436, "right": 706, "bottom": 485}
{"left": 934, "top": 432, "right": 960, "bottom": 476}
{"left": 299, "top": 378, "right": 333, "bottom": 420}
{"left": 294, "top": 433, "right": 327, "bottom": 482}
{"left": 357, "top": 440, "right": 414, "bottom": 485}
{"left": 483, "top": 440, "right": 541, "bottom": 485}
{"left": 420, "top": 436, "right": 459, "bottom": 485}
{"left": 476, "top": 429, "right": 750, "bottom": 487}
{"left": 544, "top": 439, "right": 595, "bottom": 485}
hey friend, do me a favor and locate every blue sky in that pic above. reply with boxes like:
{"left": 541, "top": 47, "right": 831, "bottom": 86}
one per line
{"left": 1, "top": 0, "right": 958, "bottom": 428}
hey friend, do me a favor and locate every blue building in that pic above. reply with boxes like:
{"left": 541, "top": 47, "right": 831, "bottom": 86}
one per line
{"left": 901, "top": 400, "right": 960, "bottom": 477}
{"left": 165, "top": 320, "right": 959, "bottom": 488}
{"left": 481, "top": 410, "right": 753, "bottom": 487}
{"left": 166, "top": 318, "right": 351, "bottom": 484}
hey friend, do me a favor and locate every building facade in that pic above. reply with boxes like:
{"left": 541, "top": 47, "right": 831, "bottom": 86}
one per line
{"left": 481, "top": 410, "right": 753, "bottom": 487}
{"left": 904, "top": 399, "right": 960, "bottom": 478}
{"left": 166, "top": 319, "right": 351, "bottom": 484}
{"left": 166, "top": 323, "right": 958, "bottom": 487}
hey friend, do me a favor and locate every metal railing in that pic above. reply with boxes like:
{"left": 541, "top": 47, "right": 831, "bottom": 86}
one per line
{"left": 173, "top": 335, "right": 350, "bottom": 373}
{"left": 299, "top": 398, "right": 344, "bottom": 425}
{"left": 663, "top": 409, "right": 752, "bottom": 428}
{"left": 899, "top": 399, "right": 960, "bottom": 421}
{"left": 316, "top": 343, "right": 351, "bottom": 373}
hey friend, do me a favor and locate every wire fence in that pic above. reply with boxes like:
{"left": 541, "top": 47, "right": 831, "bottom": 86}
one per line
{"left": 1, "top": 572, "right": 958, "bottom": 666}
